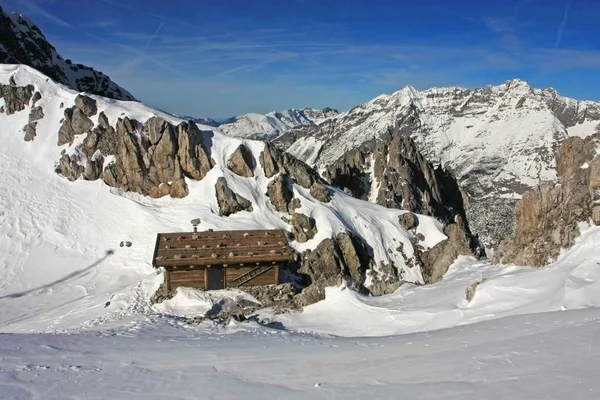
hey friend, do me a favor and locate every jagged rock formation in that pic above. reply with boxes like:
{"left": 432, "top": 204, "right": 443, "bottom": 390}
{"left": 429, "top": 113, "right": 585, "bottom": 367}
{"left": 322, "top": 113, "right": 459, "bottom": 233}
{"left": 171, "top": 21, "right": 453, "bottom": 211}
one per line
{"left": 266, "top": 174, "right": 300, "bottom": 214}
{"left": 215, "top": 177, "right": 253, "bottom": 216}
{"left": 227, "top": 144, "right": 255, "bottom": 177}
{"left": 295, "top": 231, "right": 372, "bottom": 306}
{"left": 0, "top": 6, "right": 135, "bottom": 101}
{"left": 494, "top": 133, "right": 600, "bottom": 265}
{"left": 324, "top": 128, "right": 469, "bottom": 225}
{"left": 218, "top": 107, "right": 338, "bottom": 140}
{"left": 278, "top": 79, "right": 600, "bottom": 246}
{"left": 0, "top": 79, "right": 34, "bottom": 114}
{"left": 290, "top": 213, "right": 317, "bottom": 243}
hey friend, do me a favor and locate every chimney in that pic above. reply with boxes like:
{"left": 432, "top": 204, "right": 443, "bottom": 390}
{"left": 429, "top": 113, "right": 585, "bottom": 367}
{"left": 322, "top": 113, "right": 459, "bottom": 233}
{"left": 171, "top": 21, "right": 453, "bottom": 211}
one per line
{"left": 190, "top": 218, "right": 200, "bottom": 232}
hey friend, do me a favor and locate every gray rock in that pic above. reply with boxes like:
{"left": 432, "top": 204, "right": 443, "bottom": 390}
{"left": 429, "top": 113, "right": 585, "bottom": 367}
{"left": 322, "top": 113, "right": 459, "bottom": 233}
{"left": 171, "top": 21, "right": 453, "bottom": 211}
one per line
{"left": 31, "top": 91, "right": 42, "bottom": 105}
{"left": 0, "top": 82, "right": 35, "bottom": 114}
{"left": 215, "top": 177, "right": 253, "bottom": 216}
{"left": 23, "top": 122, "right": 37, "bottom": 141}
{"left": 57, "top": 106, "right": 94, "bottom": 145}
{"left": 309, "top": 182, "right": 331, "bottom": 202}
{"left": 399, "top": 212, "right": 418, "bottom": 230}
{"left": 28, "top": 105, "right": 44, "bottom": 123}
{"left": 291, "top": 213, "right": 317, "bottom": 243}
{"left": 259, "top": 141, "right": 323, "bottom": 188}
{"left": 266, "top": 174, "right": 299, "bottom": 214}
{"left": 227, "top": 144, "right": 255, "bottom": 177}
{"left": 74, "top": 94, "right": 98, "bottom": 117}
{"left": 83, "top": 154, "right": 104, "bottom": 181}
{"left": 55, "top": 152, "right": 84, "bottom": 181}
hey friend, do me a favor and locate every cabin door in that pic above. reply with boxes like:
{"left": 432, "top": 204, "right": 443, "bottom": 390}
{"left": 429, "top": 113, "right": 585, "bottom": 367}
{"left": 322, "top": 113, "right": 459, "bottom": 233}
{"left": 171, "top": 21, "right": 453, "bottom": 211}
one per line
{"left": 206, "top": 266, "right": 225, "bottom": 290}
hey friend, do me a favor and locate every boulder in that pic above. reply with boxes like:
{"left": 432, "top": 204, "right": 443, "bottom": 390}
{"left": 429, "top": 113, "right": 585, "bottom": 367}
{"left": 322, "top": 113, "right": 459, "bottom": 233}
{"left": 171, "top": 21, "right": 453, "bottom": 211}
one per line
{"left": 0, "top": 82, "right": 35, "bottom": 114}
{"left": 74, "top": 94, "right": 98, "bottom": 117}
{"left": 177, "top": 122, "right": 215, "bottom": 180}
{"left": 83, "top": 154, "right": 104, "bottom": 181}
{"left": 309, "top": 182, "right": 331, "bottom": 202}
{"left": 290, "top": 213, "right": 317, "bottom": 243}
{"left": 55, "top": 152, "right": 84, "bottom": 181}
{"left": 259, "top": 141, "right": 323, "bottom": 188}
{"left": 227, "top": 144, "right": 255, "bottom": 177}
{"left": 399, "top": 212, "right": 418, "bottom": 230}
{"left": 266, "top": 174, "right": 299, "bottom": 214}
{"left": 28, "top": 106, "right": 44, "bottom": 122}
{"left": 23, "top": 122, "right": 37, "bottom": 141}
{"left": 169, "top": 156, "right": 189, "bottom": 198}
{"left": 215, "top": 177, "right": 253, "bottom": 216}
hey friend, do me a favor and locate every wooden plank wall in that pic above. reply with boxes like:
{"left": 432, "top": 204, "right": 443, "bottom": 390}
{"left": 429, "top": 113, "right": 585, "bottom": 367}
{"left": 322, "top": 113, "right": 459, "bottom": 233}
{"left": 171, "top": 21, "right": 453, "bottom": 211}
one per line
{"left": 168, "top": 269, "right": 205, "bottom": 290}
{"left": 225, "top": 266, "right": 278, "bottom": 287}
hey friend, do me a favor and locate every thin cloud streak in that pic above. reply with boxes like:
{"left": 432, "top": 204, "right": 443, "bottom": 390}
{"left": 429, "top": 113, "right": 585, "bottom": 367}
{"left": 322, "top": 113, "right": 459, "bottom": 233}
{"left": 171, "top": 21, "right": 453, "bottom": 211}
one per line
{"left": 554, "top": 0, "right": 572, "bottom": 49}
{"left": 18, "top": 0, "right": 73, "bottom": 28}
{"left": 144, "top": 21, "right": 165, "bottom": 50}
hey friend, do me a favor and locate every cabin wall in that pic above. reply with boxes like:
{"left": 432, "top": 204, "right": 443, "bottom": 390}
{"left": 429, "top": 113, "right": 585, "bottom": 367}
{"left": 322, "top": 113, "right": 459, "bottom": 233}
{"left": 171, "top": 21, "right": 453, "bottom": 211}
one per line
{"left": 167, "top": 269, "right": 205, "bottom": 290}
{"left": 226, "top": 266, "right": 278, "bottom": 287}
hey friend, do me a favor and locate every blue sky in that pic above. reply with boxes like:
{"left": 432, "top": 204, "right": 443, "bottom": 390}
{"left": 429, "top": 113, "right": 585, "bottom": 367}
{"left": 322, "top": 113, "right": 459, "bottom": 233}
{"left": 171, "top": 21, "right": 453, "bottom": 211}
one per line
{"left": 3, "top": 0, "right": 600, "bottom": 118}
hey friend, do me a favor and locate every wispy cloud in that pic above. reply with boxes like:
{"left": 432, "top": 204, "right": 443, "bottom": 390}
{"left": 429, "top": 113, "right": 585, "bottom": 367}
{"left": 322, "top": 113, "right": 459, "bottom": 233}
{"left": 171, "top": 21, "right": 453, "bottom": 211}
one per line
{"left": 87, "top": 19, "right": 118, "bottom": 28}
{"left": 554, "top": 0, "right": 572, "bottom": 48}
{"left": 18, "top": 0, "right": 72, "bottom": 28}
{"left": 144, "top": 21, "right": 165, "bottom": 51}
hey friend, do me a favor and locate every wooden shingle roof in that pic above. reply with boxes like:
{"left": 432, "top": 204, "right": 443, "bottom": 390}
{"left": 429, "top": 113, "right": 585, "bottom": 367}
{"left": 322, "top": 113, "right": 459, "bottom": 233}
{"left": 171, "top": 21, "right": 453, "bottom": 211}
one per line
{"left": 152, "top": 229, "right": 295, "bottom": 268}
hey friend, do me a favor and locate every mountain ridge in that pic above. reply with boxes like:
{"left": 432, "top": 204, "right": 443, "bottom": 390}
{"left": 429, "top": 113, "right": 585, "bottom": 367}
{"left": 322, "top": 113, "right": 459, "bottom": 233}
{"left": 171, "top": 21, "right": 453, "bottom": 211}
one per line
{"left": 0, "top": 5, "right": 135, "bottom": 101}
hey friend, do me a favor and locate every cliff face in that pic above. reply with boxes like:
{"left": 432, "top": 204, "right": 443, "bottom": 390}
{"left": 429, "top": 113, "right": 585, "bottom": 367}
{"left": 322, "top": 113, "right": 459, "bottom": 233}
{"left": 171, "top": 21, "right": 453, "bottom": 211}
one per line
{"left": 494, "top": 133, "right": 600, "bottom": 266}
{"left": 0, "top": 6, "right": 135, "bottom": 101}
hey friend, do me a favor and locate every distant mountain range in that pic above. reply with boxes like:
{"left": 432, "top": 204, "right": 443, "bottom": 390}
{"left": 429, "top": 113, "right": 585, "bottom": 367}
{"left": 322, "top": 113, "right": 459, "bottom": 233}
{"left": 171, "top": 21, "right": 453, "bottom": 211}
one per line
{"left": 0, "top": 5, "right": 135, "bottom": 101}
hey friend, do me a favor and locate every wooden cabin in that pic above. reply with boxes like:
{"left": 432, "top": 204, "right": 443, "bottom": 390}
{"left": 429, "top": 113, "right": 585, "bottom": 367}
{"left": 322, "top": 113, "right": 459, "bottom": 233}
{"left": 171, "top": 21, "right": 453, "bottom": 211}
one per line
{"left": 152, "top": 229, "right": 296, "bottom": 290}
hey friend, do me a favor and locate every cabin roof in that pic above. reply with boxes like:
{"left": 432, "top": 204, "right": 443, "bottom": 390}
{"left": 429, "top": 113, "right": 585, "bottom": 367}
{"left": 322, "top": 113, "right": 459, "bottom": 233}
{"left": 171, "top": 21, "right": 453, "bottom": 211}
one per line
{"left": 152, "top": 229, "right": 295, "bottom": 269}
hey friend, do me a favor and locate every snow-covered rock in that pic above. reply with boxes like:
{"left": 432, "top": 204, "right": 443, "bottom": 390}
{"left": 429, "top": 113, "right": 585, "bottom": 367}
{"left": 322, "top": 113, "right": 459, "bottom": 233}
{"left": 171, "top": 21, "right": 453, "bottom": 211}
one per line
{"left": 218, "top": 107, "right": 338, "bottom": 140}
{"left": 0, "top": 5, "right": 135, "bottom": 101}
{"left": 279, "top": 80, "right": 600, "bottom": 245}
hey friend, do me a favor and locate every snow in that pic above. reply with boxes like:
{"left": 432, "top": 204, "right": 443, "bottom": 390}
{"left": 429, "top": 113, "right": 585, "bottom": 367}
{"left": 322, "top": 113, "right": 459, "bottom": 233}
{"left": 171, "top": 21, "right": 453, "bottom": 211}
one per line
{"left": 218, "top": 108, "right": 337, "bottom": 140}
{"left": 2, "top": 65, "right": 600, "bottom": 398}
{"left": 0, "top": 64, "right": 445, "bottom": 333}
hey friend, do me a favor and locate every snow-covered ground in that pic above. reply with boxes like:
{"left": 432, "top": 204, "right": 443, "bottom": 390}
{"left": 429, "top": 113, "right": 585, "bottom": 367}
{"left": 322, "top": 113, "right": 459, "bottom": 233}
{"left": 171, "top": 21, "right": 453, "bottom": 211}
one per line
{"left": 2, "top": 64, "right": 600, "bottom": 398}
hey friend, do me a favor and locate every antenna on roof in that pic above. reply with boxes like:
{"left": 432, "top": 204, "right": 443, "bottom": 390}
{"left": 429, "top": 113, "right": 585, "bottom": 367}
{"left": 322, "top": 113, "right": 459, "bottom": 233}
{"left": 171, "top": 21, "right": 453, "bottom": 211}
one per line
{"left": 190, "top": 218, "right": 201, "bottom": 232}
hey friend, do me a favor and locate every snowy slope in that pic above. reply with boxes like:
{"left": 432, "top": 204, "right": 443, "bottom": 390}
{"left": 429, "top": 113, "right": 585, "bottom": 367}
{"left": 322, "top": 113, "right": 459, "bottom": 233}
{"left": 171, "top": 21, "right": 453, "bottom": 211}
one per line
{"left": 218, "top": 107, "right": 338, "bottom": 140}
{"left": 0, "top": 6, "right": 135, "bottom": 101}
{"left": 2, "top": 308, "right": 600, "bottom": 399}
{"left": 0, "top": 64, "right": 440, "bottom": 333}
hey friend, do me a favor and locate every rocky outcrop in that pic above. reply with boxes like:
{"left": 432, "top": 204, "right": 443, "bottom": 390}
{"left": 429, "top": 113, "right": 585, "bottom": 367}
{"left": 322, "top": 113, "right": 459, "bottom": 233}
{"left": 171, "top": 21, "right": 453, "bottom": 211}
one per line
{"left": 309, "top": 182, "right": 331, "bottom": 202}
{"left": 290, "top": 213, "right": 317, "bottom": 243}
{"left": 57, "top": 102, "right": 94, "bottom": 146}
{"left": 419, "top": 216, "right": 482, "bottom": 283}
{"left": 227, "top": 144, "right": 255, "bottom": 177}
{"left": 295, "top": 231, "right": 372, "bottom": 306}
{"left": 0, "top": 6, "right": 136, "bottom": 101}
{"left": 266, "top": 174, "right": 300, "bottom": 214}
{"left": 494, "top": 133, "right": 600, "bottom": 266}
{"left": 0, "top": 80, "right": 34, "bottom": 114}
{"left": 74, "top": 94, "right": 97, "bottom": 117}
{"left": 324, "top": 129, "right": 469, "bottom": 225}
{"left": 23, "top": 105, "right": 44, "bottom": 141}
{"left": 55, "top": 152, "right": 84, "bottom": 181}
{"left": 215, "top": 177, "right": 253, "bottom": 216}
{"left": 101, "top": 117, "right": 215, "bottom": 198}
{"left": 83, "top": 154, "right": 104, "bottom": 181}
{"left": 259, "top": 142, "right": 323, "bottom": 189}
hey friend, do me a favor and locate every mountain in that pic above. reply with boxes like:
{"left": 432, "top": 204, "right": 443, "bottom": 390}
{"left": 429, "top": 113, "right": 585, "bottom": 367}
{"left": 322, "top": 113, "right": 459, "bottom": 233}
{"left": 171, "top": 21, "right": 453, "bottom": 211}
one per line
{"left": 0, "top": 64, "right": 483, "bottom": 331}
{"left": 0, "top": 5, "right": 135, "bottom": 101}
{"left": 278, "top": 79, "right": 600, "bottom": 245}
{"left": 179, "top": 115, "right": 220, "bottom": 127}
{"left": 218, "top": 107, "right": 338, "bottom": 140}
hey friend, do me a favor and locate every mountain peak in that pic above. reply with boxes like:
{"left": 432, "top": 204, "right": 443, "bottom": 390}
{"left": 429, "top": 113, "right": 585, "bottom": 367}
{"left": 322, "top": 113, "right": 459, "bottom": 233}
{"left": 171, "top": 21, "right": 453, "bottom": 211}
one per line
{"left": 0, "top": 6, "right": 135, "bottom": 101}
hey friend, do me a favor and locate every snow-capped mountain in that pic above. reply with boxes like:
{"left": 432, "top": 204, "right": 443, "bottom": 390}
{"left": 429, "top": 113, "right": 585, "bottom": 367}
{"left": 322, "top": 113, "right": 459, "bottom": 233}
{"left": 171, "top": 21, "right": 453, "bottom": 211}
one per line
{"left": 279, "top": 79, "right": 600, "bottom": 245}
{"left": 0, "top": 5, "right": 135, "bottom": 101}
{"left": 218, "top": 107, "right": 338, "bottom": 140}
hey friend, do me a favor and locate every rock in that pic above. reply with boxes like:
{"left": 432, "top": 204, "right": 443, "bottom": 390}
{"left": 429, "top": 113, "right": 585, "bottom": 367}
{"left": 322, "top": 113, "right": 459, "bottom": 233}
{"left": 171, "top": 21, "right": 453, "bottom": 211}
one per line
{"left": 28, "top": 105, "right": 44, "bottom": 122}
{"left": 242, "top": 283, "right": 300, "bottom": 312}
{"left": 494, "top": 133, "right": 600, "bottom": 266}
{"left": 295, "top": 231, "right": 372, "bottom": 306}
{"left": 57, "top": 106, "right": 94, "bottom": 145}
{"left": 150, "top": 283, "right": 176, "bottom": 304}
{"left": 215, "top": 177, "right": 253, "bottom": 216}
{"left": 259, "top": 141, "right": 323, "bottom": 188}
{"left": 23, "top": 122, "right": 37, "bottom": 141}
{"left": 465, "top": 279, "right": 486, "bottom": 302}
{"left": 0, "top": 82, "right": 35, "bottom": 114}
{"left": 592, "top": 206, "right": 600, "bottom": 225}
{"left": 74, "top": 94, "right": 98, "bottom": 117}
{"left": 83, "top": 153, "right": 104, "bottom": 181}
{"left": 266, "top": 174, "right": 299, "bottom": 214}
{"left": 399, "top": 212, "right": 418, "bottom": 230}
{"left": 31, "top": 91, "right": 42, "bottom": 105}
{"left": 290, "top": 213, "right": 317, "bottom": 243}
{"left": 227, "top": 144, "right": 255, "bottom": 177}
{"left": 309, "top": 182, "right": 331, "bottom": 202}
{"left": 55, "top": 152, "right": 84, "bottom": 181}
{"left": 177, "top": 122, "right": 215, "bottom": 180}
{"left": 419, "top": 216, "right": 482, "bottom": 283}
{"left": 170, "top": 156, "right": 189, "bottom": 198}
